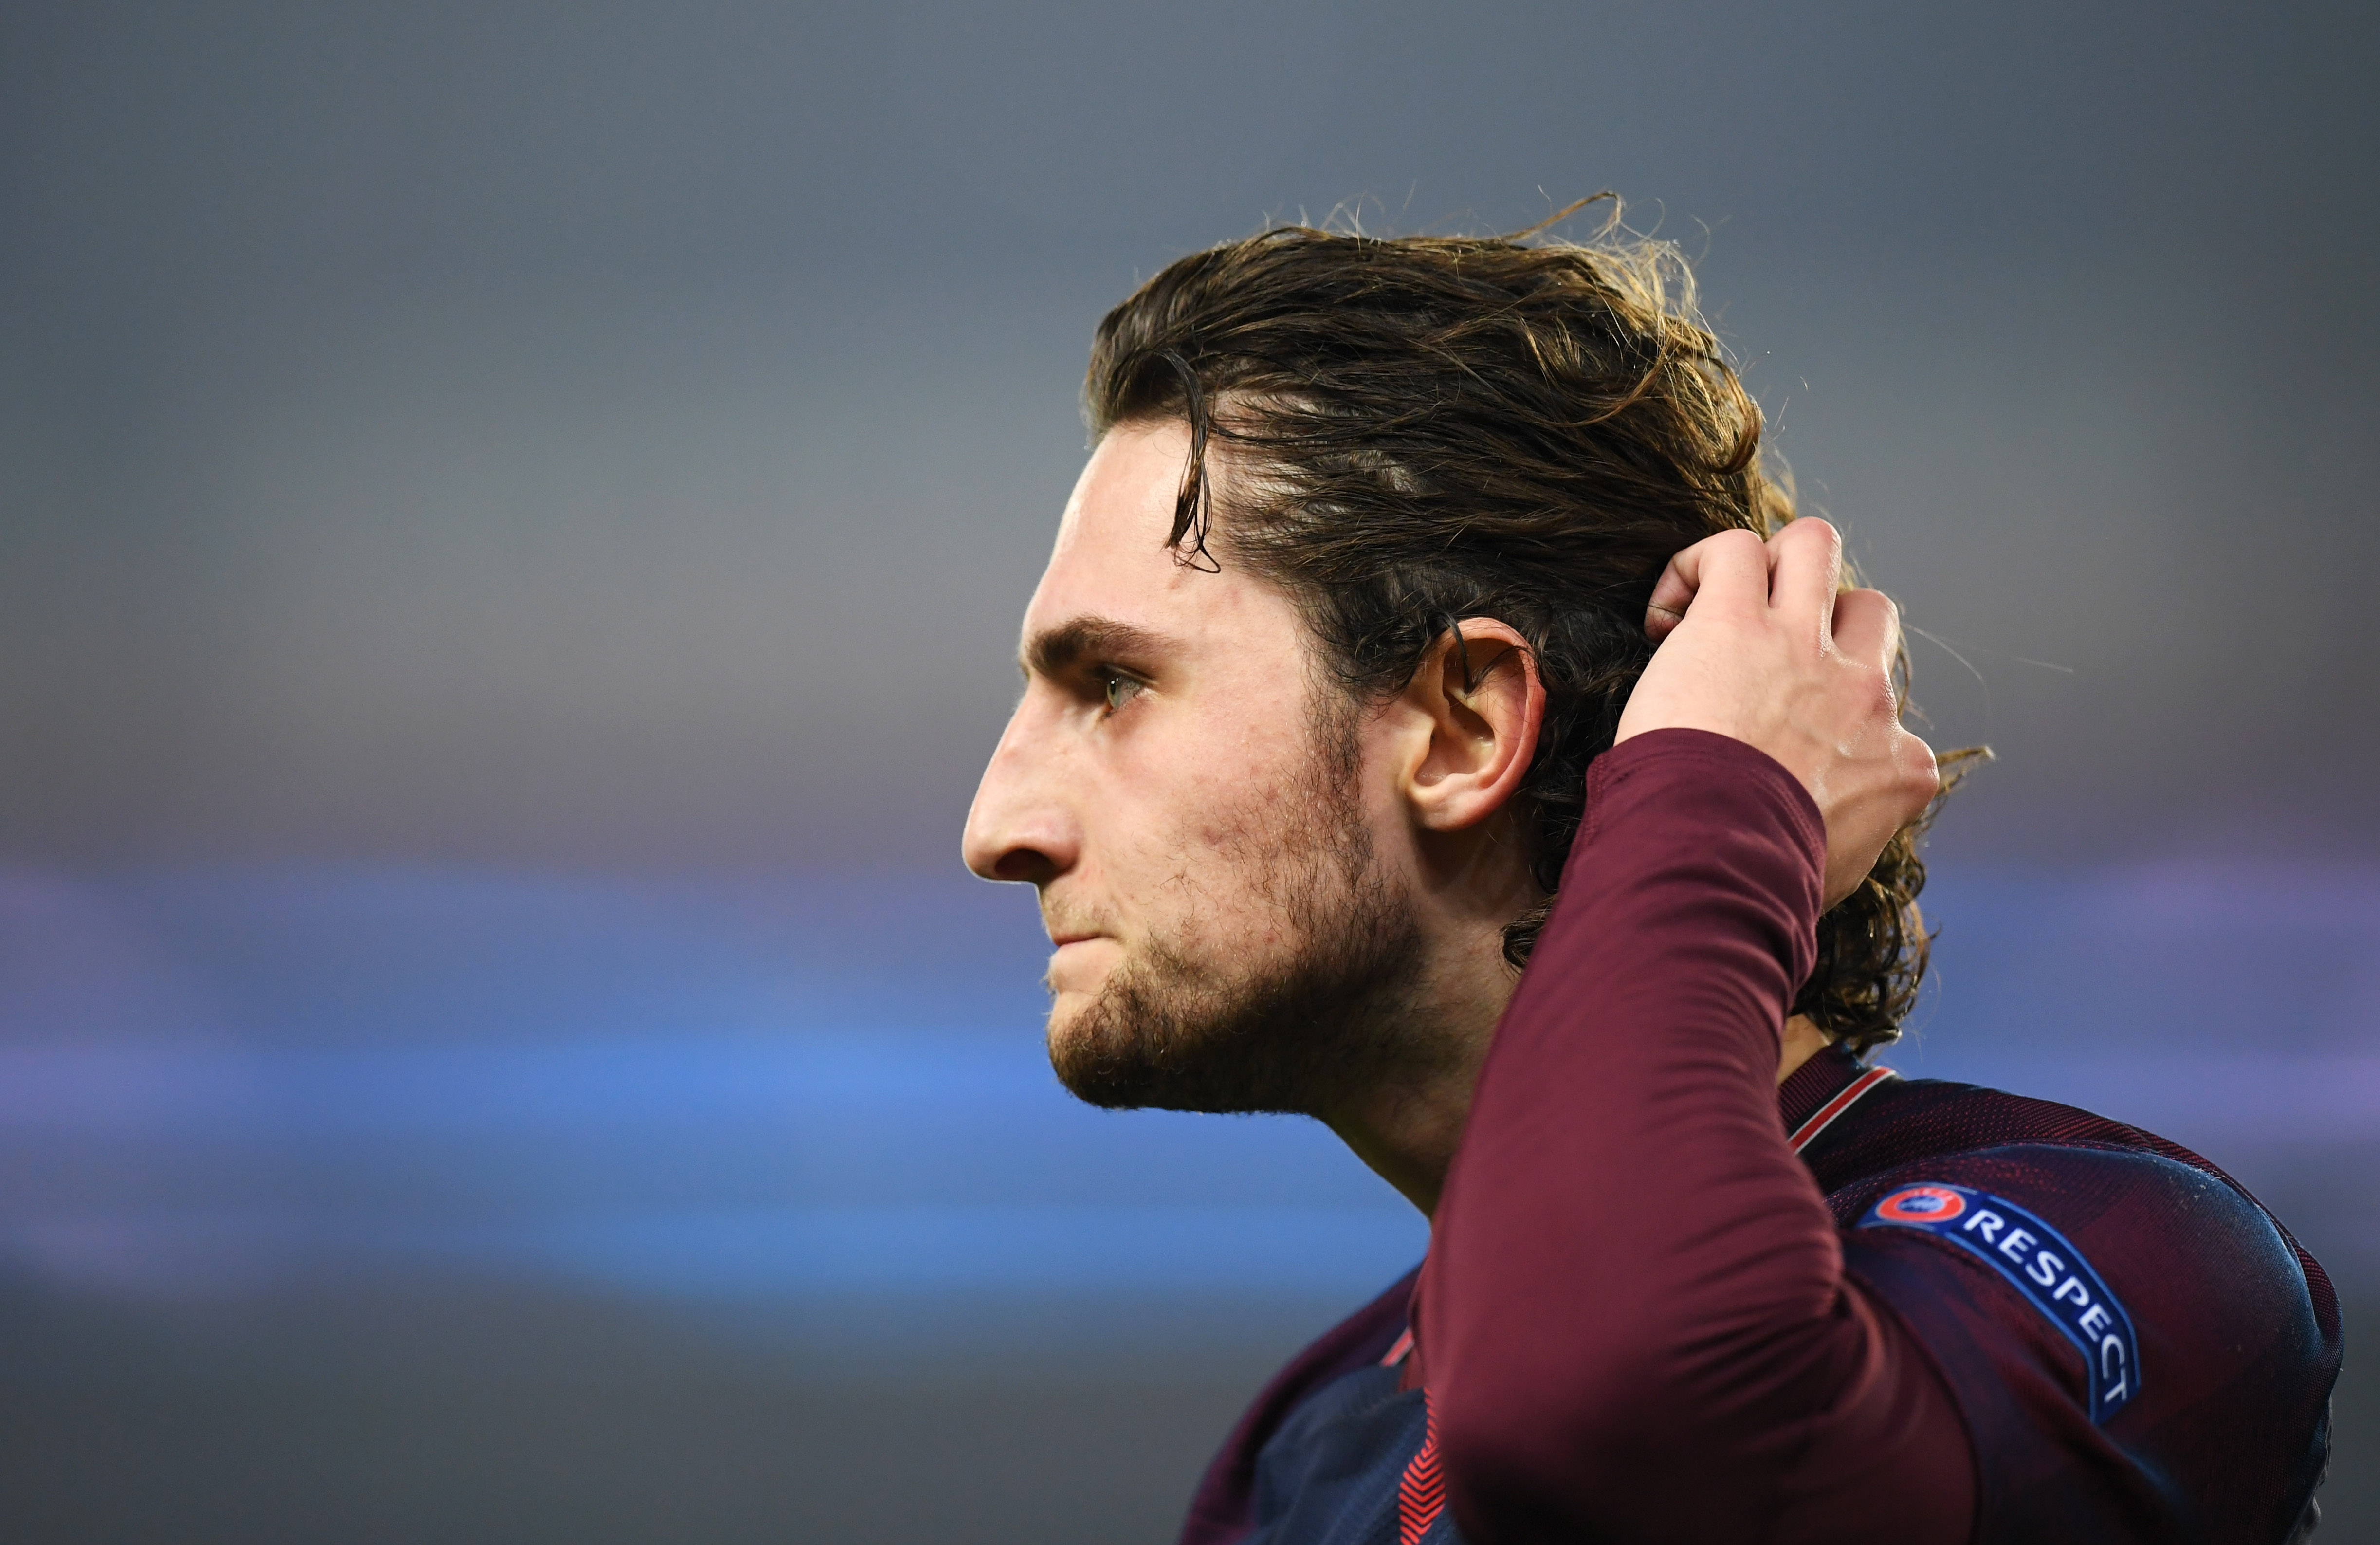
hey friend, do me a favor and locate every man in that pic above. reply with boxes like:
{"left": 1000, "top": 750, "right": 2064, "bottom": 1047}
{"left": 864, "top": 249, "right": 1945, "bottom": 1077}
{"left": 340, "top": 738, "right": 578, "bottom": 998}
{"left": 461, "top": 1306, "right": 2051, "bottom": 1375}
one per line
{"left": 961, "top": 220, "right": 2338, "bottom": 1543}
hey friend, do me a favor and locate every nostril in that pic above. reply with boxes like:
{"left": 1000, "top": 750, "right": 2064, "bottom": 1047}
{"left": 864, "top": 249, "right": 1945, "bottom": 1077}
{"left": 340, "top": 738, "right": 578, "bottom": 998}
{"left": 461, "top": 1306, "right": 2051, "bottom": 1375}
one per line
{"left": 994, "top": 847, "right": 1056, "bottom": 885}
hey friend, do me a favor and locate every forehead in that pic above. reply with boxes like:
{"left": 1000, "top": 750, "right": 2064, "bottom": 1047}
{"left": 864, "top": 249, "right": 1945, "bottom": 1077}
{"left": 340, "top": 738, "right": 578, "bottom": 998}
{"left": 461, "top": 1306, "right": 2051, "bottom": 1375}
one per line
{"left": 1022, "top": 421, "right": 1301, "bottom": 657}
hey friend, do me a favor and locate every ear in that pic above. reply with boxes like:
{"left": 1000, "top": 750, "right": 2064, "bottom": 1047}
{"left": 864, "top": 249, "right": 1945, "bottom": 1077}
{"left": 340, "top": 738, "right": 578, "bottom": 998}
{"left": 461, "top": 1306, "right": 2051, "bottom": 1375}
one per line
{"left": 1391, "top": 619, "right": 1545, "bottom": 832}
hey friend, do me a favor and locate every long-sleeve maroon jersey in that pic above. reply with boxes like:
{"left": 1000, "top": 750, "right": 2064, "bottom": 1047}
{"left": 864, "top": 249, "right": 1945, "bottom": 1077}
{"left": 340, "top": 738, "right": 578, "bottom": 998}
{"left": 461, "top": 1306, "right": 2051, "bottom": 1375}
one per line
{"left": 1179, "top": 730, "right": 2339, "bottom": 1545}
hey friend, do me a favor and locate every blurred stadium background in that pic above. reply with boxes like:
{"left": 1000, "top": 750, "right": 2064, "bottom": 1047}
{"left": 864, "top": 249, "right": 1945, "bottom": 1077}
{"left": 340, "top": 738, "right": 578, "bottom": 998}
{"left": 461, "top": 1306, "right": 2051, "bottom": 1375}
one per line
{"left": 3, "top": 3, "right": 2373, "bottom": 1540}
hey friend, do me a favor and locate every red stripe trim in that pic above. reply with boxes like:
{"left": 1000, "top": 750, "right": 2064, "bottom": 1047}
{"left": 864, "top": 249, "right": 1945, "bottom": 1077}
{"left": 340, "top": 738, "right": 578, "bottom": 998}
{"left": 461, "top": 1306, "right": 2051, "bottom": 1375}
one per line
{"left": 1397, "top": 1398, "right": 1443, "bottom": 1544}
{"left": 1380, "top": 1327, "right": 1415, "bottom": 1367}
{"left": 1788, "top": 1065, "right": 1897, "bottom": 1153}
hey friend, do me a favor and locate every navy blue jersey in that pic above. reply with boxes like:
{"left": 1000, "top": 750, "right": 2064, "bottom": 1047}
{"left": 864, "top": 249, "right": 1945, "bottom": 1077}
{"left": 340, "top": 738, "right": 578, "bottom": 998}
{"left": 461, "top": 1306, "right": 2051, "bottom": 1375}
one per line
{"left": 1182, "top": 1044, "right": 2340, "bottom": 1545}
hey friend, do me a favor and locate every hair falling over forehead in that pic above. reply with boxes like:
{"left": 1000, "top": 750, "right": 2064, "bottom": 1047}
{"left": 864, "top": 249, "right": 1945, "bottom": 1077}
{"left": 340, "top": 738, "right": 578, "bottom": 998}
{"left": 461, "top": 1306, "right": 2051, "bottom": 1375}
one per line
{"left": 1083, "top": 197, "right": 1974, "bottom": 1054}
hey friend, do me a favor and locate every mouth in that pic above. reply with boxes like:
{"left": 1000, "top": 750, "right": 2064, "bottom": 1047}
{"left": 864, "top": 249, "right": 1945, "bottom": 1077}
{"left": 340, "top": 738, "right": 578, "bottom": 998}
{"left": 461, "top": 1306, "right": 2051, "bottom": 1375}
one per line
{"left": 1042, "top": 930, "right": 1117, "bottom": 1000}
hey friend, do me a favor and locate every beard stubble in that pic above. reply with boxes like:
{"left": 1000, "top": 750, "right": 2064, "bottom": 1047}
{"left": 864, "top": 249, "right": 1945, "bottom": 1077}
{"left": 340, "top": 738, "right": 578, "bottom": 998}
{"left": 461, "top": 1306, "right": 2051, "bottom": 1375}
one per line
{"left": 1046, "top": 709, "right": 1429, "bottom": 1117}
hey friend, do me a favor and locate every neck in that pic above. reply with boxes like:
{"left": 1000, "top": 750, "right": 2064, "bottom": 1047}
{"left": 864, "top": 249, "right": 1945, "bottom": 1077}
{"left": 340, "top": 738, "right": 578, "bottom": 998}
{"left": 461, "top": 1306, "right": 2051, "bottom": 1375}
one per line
{"left": 1316, "top": 898, "right": 1515, "bottom": 1215}
{"left": 1325, "top": 990, "right": 1835, "bottom": 1217}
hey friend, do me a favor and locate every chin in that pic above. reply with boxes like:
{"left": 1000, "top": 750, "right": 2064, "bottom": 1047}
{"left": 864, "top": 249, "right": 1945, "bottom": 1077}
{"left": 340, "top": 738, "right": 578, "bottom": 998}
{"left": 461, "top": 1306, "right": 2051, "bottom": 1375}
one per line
{"left": 1043, "top": 988, "right": 1101, "bottom": 1050}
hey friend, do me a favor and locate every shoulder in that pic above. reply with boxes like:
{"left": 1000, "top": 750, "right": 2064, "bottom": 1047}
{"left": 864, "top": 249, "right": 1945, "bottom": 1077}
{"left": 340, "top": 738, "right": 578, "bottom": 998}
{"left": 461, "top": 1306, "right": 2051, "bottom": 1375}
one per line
{"left": 1848, "top": 1141, "right": 2330, "bottom": 1416}
{"left": 1806, "top": 1074, "right": 2218, "bottom": 1199}
{"left": 1817, "top": 1081, "right": 2341, "bottom": 1544}
{"left": 1812, "top": 1076, "right": 2338, "bottom": 1349}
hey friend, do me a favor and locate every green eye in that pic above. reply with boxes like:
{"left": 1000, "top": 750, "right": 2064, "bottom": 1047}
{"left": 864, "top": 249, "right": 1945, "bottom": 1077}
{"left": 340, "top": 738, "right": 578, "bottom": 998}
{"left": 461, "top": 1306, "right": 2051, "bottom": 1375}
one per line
{"left": 1102, "top": 672, "right": 1142, "bottom": 713}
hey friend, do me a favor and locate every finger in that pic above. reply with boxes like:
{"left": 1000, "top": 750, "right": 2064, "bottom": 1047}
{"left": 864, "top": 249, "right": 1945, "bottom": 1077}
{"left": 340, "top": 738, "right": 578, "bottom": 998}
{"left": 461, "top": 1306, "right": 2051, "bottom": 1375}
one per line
{"left": 1643, "top": 529, "right": 1768, "bottom": 641}
{"left": 1765, "top": 518, "right": 1843, "bottom": 640}
{"left": 1642, "top": 537, "right": 1722, "bottom": 641}
{"left": 1643, "top": 552, "right": 1697, "bottom": 641}
{"left": 1831, "top": 588, "right": 1902, "bottom": 673}
{"left": 1902, "top": 730, "right": 1942, "bottom": 810}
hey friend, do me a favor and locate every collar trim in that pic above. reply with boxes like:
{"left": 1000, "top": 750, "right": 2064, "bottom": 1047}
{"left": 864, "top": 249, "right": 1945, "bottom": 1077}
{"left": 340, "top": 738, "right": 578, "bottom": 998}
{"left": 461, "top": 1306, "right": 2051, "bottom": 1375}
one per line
{"left": 1787, "top": 1064, "right": 1899, "bottom": 1153}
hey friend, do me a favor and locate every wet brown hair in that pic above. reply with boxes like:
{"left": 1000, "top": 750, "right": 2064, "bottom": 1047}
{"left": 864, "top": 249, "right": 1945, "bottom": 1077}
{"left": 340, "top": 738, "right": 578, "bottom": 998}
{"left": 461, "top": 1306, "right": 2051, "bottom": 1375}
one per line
{"left": 1084, "top": 201, "right": 1967, "bottom": 1053}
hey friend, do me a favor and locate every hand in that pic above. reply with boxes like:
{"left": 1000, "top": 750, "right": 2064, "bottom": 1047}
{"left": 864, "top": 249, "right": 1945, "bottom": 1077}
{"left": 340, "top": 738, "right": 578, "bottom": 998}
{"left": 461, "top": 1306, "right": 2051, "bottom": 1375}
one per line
{"left": 1618, "top": 520, "right": 1940, "bottom": 909}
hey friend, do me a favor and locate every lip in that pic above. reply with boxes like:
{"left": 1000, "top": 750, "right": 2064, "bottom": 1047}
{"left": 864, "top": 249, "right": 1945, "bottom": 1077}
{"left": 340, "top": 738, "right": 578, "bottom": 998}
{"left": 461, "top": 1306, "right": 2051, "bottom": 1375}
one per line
{"left": 1048, "top": 932, "right": 1104, "bottom": 948}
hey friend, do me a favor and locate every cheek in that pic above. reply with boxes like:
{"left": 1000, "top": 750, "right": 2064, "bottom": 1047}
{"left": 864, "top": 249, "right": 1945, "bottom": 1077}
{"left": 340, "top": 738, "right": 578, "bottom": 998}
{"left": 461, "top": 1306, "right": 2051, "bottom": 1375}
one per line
{"left": 1177, "top": 781, "right": 1330, "bottom": 947}
{"left": 1176, "top": 727, "right": 1312, "bottom": 842}
{"left": 1093, "top": 704, "right": 1324, "bottom": 935}
{"left": 1157, "top": 769, "right": 1290, "bottom": 873}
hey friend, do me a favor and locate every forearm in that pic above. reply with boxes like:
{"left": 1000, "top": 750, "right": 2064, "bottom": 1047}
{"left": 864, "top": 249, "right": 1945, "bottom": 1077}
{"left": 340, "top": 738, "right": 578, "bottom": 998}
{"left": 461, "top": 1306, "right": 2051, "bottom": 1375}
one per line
{"left": 1421, "top": 729, "right": 1970, "bottom": 1544}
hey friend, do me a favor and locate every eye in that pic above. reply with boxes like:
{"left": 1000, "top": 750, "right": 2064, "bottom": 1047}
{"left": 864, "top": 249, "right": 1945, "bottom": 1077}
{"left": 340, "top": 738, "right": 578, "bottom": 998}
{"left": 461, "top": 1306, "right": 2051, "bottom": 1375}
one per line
{"left": 1099, "top": 669, "right": 1145, "bottom": 715}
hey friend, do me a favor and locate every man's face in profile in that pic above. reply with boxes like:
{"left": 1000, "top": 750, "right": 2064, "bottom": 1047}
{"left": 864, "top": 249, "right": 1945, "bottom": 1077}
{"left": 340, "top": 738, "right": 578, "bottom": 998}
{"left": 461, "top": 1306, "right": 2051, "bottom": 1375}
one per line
{"left": 962, "top": 422, "right": 1423, "bottom": 1115}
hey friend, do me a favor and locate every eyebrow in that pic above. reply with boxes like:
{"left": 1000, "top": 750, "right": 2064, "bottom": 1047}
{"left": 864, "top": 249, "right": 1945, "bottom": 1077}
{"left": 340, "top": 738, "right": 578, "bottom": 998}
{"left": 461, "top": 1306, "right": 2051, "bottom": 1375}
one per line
{"left": 1022, "top": 615, "right": 1180, "bottom": 679}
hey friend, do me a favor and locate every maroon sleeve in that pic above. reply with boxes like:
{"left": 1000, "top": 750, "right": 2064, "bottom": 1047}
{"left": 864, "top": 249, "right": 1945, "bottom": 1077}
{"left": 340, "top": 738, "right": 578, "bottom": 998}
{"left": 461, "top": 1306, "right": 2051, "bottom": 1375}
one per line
{"left": 1420, "top": 728, "right": 1975, "bottom": 1545}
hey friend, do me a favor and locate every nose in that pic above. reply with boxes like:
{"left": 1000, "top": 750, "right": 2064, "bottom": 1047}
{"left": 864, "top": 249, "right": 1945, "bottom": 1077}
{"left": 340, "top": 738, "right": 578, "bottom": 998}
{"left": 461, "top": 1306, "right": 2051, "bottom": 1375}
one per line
{"left": 961, "top": 699, "right": 1076, "bottom": 886}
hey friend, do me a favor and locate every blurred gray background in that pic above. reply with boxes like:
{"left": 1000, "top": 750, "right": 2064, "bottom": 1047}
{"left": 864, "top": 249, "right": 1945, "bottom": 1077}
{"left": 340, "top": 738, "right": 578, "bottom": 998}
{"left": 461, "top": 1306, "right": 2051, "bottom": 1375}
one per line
{"left": 1, "top": 2, "right": 2373, "bottom": 1541}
